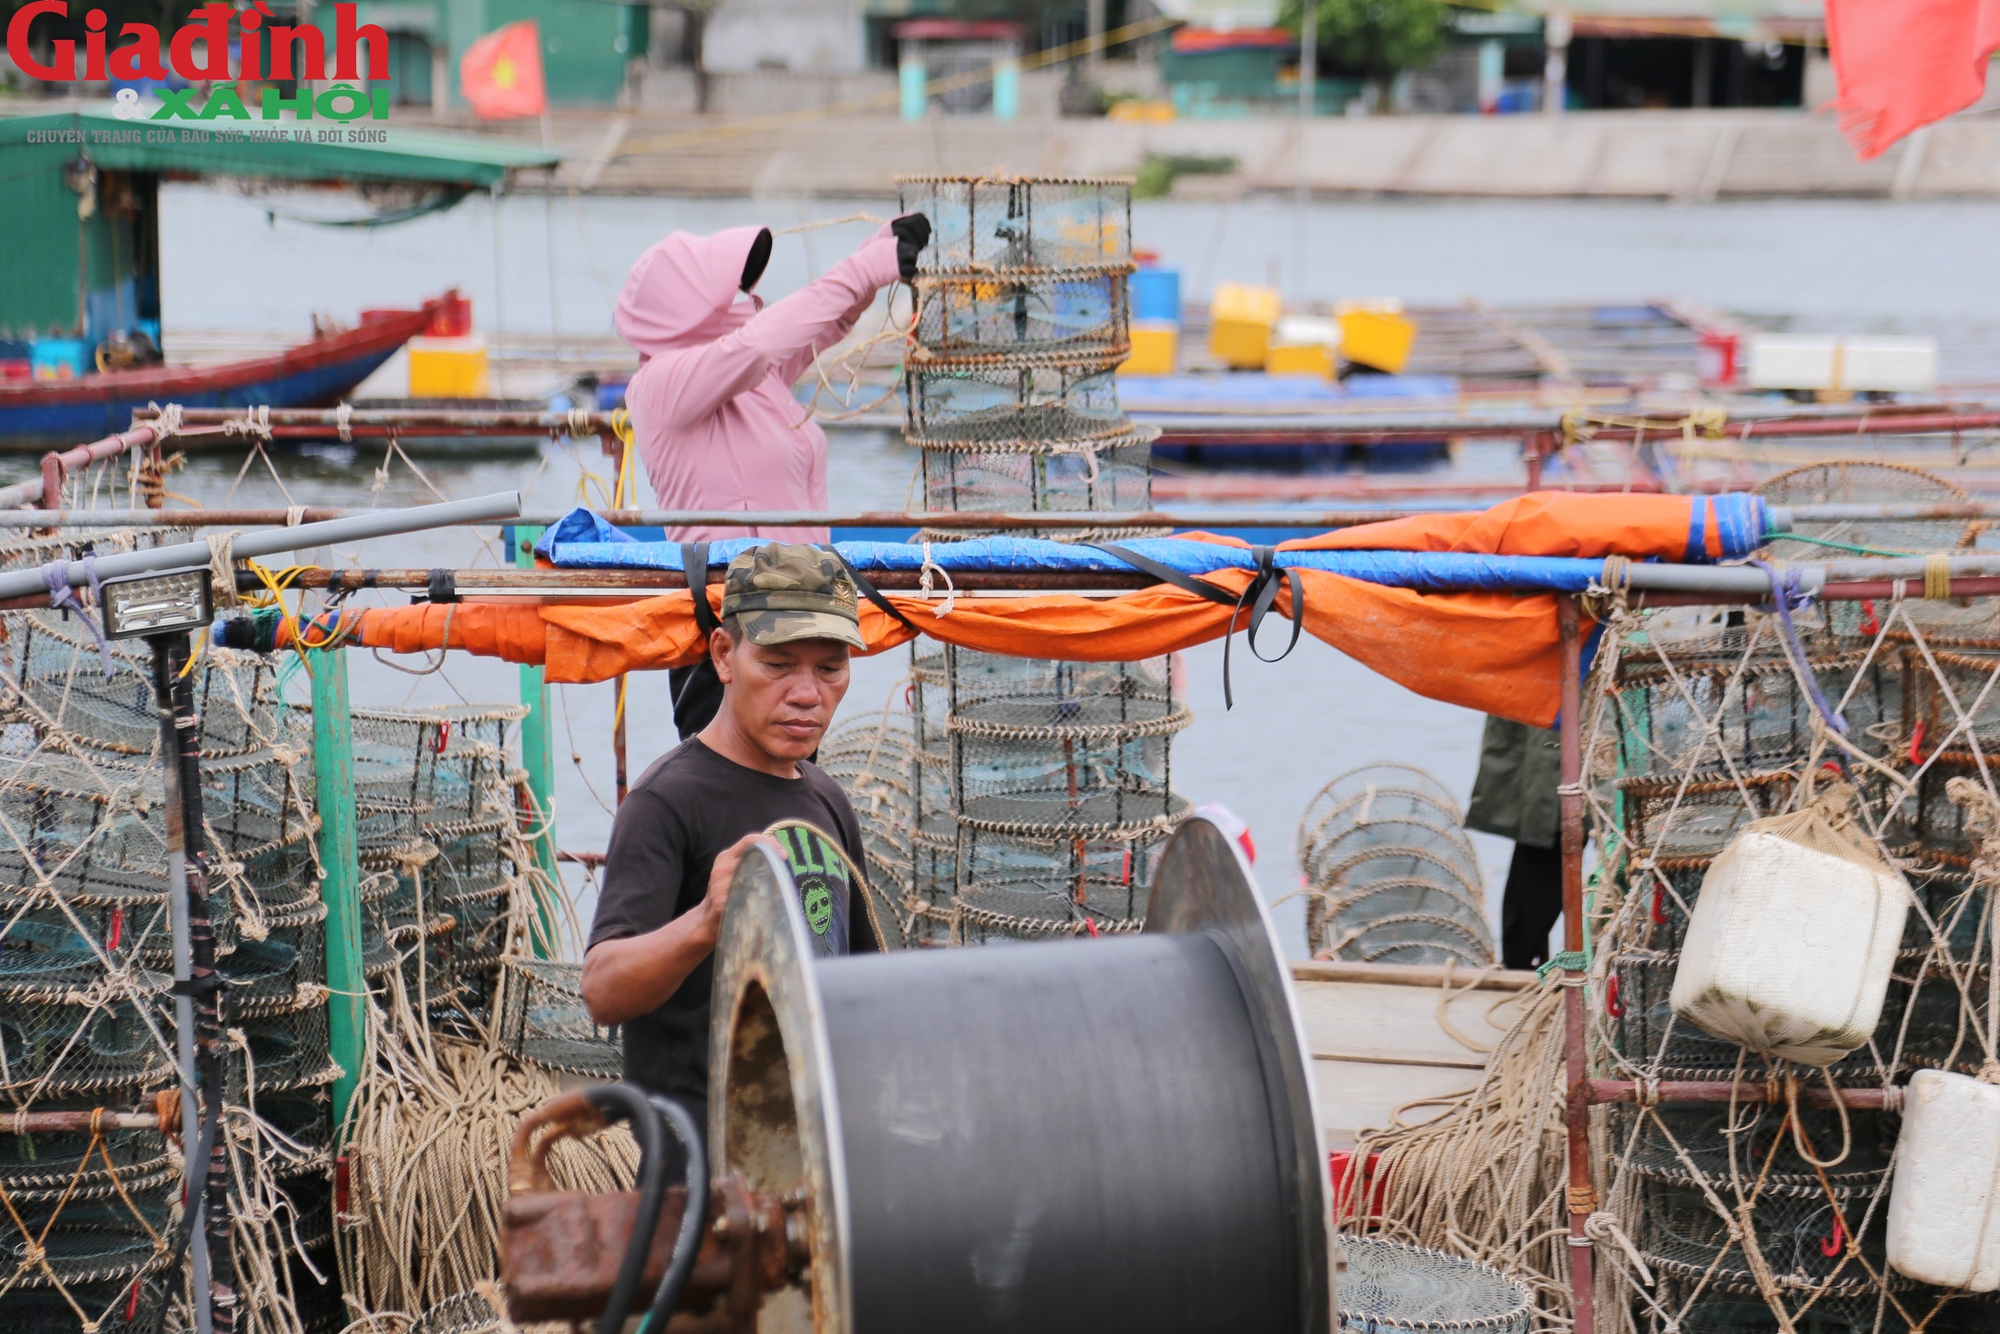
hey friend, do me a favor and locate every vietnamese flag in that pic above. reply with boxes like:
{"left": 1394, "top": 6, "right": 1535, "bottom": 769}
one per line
{"left": 1828, "top": 0, "right": 2000, "bottom": 158}
{"left": 459, "top": 20, "right": 546, "bottom": 120}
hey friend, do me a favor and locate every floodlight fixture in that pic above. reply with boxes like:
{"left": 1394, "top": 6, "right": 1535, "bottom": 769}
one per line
{"left": 100, "top": 565, "right": 214, "bottom": 641}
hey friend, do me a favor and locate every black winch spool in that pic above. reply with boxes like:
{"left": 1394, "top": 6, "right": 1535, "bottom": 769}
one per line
{"left": 708, "top": 815, "right": 1331, "bottom": 1333}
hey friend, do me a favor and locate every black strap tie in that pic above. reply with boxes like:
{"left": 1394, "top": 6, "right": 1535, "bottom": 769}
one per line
{"left": 681, "top": 542, "right": 721, "bottom": 637}
{"left": 1092, "top": 542, "right": 1303, "bottom": 709}
{"left": 820, "top": 545, "right": 921, "bottom": 638}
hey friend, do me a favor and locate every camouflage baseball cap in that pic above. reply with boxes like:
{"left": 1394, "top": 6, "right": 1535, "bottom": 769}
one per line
{"left": 719, "top": 543, "right": 866, "bottom": 650}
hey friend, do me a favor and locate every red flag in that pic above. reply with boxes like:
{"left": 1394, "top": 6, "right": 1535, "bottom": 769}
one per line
{"left": 459, "top": 19, "right": 546, "bottom": 120}
{"left": 1829, "top": 0, "right": 2000, "bottom": 158}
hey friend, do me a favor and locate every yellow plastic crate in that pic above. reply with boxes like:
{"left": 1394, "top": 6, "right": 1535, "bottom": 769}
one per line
{"left": 1264, "top": 342, "right": 1336, "bottom": 379}
{"left": 1337, "top": 309, "right": 1417, "bottom": 374}
{"left": 1120, "top": 322, "right": 1180, "bottom": 376}
{"left": 408, "top": 336, "right": 490, "bottom": 398}
{"left": 1209, "top": 283, "right": 1282, "bottom": 370}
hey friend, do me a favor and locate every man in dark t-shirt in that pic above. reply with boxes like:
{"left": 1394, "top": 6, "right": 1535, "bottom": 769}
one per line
{"left": 582, "top": 543, "right": 880, "bottom": 1114}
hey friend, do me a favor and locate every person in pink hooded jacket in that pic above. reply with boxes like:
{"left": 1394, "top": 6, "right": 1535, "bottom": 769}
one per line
{"left": 614, "top": 213, "right": 929, "bottom": 737}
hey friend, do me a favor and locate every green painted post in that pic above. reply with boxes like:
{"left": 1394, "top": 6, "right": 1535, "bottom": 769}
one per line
{"left": 515, "top": 525, "right": 561, "bottom": 955}
{"left": 310, "top": 645, "right": 366, "bottom": 1131}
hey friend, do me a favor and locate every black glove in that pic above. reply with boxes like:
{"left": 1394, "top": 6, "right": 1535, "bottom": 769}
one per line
{"left": 891, "top": 213, "right": 931, "bottom": 281}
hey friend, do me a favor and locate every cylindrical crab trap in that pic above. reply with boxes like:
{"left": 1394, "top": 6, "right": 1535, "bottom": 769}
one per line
{"left": 1296, "top": 764, "right": 1495, "bottom": 966}
{"left": 1335, "top": 1237, "right": 1534, "bottom": 1333}
{"left": 503, "top": 817, "right": 1331, "bottom": 1332}
{"left": 895, "top": 175, "right": 1132, "bottom": 273}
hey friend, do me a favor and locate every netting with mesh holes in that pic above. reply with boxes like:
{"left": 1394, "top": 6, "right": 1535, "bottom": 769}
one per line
{"left": 0, "top": 597, "right": 326, "bottom": 1330}
{"left": 497, "top": 958, "right": 621, "bottom": 1078}
{"left": 814, "top": 178, "right": 1190, "bottom": 943}
{"left": 910, "top": 269, "right": 1131, "bottom": 367}
{"left": 1337, "top": 1236, "right": 1536, "bottom": 1333}
{"left": 895, "top": 176, "right": 1132, "bottom": 274}
{"left": 1296, "top": 764, "right": 1496, "bottom": 966}
{"left": 1579, "top": 580, "right": 2000, "bottom": 1334}
{"left": 918, "top": 427, "right": 1156, "bottom": 520}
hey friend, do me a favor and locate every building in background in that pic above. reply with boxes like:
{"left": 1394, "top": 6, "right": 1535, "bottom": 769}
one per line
{"left": 321, "top": 0, "right": 648, "bottom": 109}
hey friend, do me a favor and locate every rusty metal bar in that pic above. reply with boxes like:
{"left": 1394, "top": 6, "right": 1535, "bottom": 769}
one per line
{"left": 1580, "top": 1079, "right": 1901, "bottom": 1111}
{"left": 0, "top": 1095, "right": 178, "bottom": 1133}
{"left": 0, "top": 507, "right": 1461, "bottom": 530}
{"left": 1558, "top": 595, "right": 1595, "bottom": 1334}
{"left": 0, "top": 424, "right": 161, "bottom": 510}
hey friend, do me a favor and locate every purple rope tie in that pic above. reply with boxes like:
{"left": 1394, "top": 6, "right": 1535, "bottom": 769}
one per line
{"left": 40, "top": 556, "right": 115, "bottom": 679}
{"left": 1751, "top": 559, "right": 1850, "bottom": 776}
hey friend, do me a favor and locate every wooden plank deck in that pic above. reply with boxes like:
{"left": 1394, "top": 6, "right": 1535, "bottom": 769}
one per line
{"left": 1289, "top": 961, "right": 1538, "bottom": 1149}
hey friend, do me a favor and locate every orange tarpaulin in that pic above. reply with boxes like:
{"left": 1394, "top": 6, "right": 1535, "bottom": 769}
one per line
{"left": 1279, "top": 491, "right": 1723, "bottom": 559}
{"left": 346, "top": 572, "right": 1568, "bottom": 723}
{"left": 336, "top": 492, "right": 1748, "bottom": 726}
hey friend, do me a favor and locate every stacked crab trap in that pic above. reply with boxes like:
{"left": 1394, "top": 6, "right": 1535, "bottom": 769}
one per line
{"left": 1582, "top": 485, "right": 2000, "bottom": 1334}
{"left": 1296, "top": 763, "right": 1497, "bottom": 967}
{"left": 0, "top": 558, "right": 326, "bottom": 1334}
{"left": 827, "top": 176, "right": 1192, "bottom": 945}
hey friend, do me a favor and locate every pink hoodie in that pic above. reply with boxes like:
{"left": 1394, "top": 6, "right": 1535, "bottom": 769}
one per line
{"left": 614, "top": 223, "right": 901, "bottom": 542}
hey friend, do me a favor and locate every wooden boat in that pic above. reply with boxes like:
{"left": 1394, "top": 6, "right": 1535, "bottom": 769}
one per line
{"left": 0, "top": 297, "right": 445, "bottom": 450}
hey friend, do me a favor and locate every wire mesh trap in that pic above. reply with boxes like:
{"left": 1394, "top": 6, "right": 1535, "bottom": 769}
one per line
{"left": 1296, "top": 764, "right": 1495, "bottom": 966}
{"left": 918, "top": 427, "right": 1156, "bottom": 518}
{"left": 407, "top": 1288, "right": 505, "bottom": 1334}
{"left": 910, "top": 269, "right": 1131, "bottom": 366}
{"left": 1581, "top": 573, "right": 2000, "bottom": 1334}
{"left": 896, "top": 175, "right": 1133, "bottom": 274}
{"left": 1757, "top": 462, "right": 1975, "bottom": 564}
{"left": 1336, "top": 1236, "right": 1535, "bottom": 1333}
{"left": 497, "top": 958, "right": 620, "bottom": 1078}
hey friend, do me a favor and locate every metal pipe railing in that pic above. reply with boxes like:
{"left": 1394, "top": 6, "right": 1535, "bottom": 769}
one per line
{"left": 0, "top": 492, "right": 523, "bottom": 603}
{"left": 0, "top": 425, "right": 163, "bottom": 510}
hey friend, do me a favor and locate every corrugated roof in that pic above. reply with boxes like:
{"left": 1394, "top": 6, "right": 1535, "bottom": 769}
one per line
{"left": 0, "top": 107, "right": 561, "bottom": 188}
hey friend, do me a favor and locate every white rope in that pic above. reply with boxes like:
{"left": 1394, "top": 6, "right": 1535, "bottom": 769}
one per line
{"left": 917, "top": 540, "right": 958, "bottom": 618}
{"left": 335, "top": 401, "right": 352, "bottom": 443}
{"left": 206, "top": 530, "right": 243, "bottom": 610}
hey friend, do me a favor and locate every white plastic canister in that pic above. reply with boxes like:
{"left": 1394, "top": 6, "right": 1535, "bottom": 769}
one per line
{"left": 1669, "top": 802, "right": 1909, "bottom": 1065}
{"left": 1887, "top": 1069, "right": 2000, "bottom": 1291}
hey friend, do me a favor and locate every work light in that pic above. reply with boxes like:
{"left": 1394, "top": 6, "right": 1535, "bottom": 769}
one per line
{"left": 99, "top": 566, "right": 214, "bottom": 641}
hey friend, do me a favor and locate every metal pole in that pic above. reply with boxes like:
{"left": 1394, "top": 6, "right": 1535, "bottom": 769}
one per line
{"left": 0, "top": 491, "right": 522, "bottom": 603}
{"left": 1557, "top": 596, "right": 1595, "bottom": 1334}
{"left": 155, "top": 638, "right": 211, "bottom": 1334}
{"left": 513, "top": 525, "right": 561, "bottom": 954}
{"left": 156, "top": 636, "right": 233, "bottom": 1332}
{"left": 310, "top": 644, "right": 366, "bottom": 1131}
{"left": 1295, "top": 0, "right": 1316, "bottom": 303}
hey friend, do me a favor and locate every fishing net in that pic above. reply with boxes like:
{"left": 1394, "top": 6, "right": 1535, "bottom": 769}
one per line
{"left": 1579, "top": 571, "right": 2000, "bottom": 1334}
{"left": 1297, "top": 764, "right": 1495, "bottom": 966}
{"left": 918, "top": 426, "right": 1156, "bottom": 519}
{"left": 1337, "top": 1236, "right": 1536, "bottom": 1333}
{"left": 904, "top": 363, "right": 1124, "bottom": 445}
{"left": 496, "top": 959, "right": 619, "bottom": 1078}
{"left": 819, "top": 716, "right": 944, "bottom": 950}
{"left": 910, "top": 269, "right": 1131, "bottom": 366}
{"left": 895, "top": 175, "right": 1133, "bottom": 273}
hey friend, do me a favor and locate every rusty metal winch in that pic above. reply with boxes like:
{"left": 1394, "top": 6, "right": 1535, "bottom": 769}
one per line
{"left": 502, "top": 815, "right": 1334, "bottom": 1333}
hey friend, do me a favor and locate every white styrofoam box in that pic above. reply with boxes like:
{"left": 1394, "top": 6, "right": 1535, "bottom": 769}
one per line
{"left": 1745, "top": 334, "right": 1938, "bottom": 393}
{"left": 1273, "top": 315, "right": 1343, "bottom": 350}
{"left": 1669, "top": 827, "right": 1909, "bottom": 1065}
{"left": 1888, "top": 1069, "right": 2000, "bottom": 1291}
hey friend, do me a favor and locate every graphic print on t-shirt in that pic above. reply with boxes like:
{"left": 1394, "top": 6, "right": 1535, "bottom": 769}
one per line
{"left": 767, "top": 820, "right": 853, "bottom": 958}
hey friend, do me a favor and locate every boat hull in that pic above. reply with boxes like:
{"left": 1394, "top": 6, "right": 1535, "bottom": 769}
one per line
{"left": 0, "top": 301, "right": 441, "bottom": 450}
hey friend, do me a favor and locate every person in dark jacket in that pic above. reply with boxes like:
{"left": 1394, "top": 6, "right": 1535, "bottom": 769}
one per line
{"left": 1465, "top": 715, "right": 1564, "bottom": 971}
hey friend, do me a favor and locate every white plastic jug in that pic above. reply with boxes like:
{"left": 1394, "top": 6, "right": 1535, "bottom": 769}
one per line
{"left": 1669, "top": 798, "right": 1908, "bottom": 1066}
{"left": 1887, "top": 1069, "right": 2000, "bottom": 1291}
